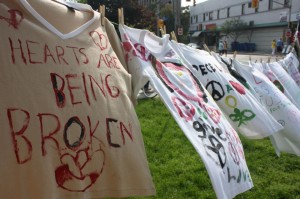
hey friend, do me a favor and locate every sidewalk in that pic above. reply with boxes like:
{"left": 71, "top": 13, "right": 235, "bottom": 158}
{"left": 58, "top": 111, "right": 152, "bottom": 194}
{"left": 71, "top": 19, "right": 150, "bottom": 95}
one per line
{"left": 225, "top": 50, "right": 286, "bottom": 63}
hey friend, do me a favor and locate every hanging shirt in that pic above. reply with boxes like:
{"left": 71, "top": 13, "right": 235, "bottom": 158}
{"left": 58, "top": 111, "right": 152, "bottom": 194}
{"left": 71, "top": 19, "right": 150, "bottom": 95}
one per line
{"left": 0, "top": 1, "right": 155, "bottom": 198}
{"left": 278, "top": 52, "right": 300, "bottom": 87}
{"left": 233, "top": 60, "right": 300, "bottom": 156}
{"left": 252, "top": 62, "right": 300, "bottom": 110}
{"left": 171, "top": 42, "right": 282, "bottom": 139}
{"left": 119, "top": 25, "right": 253, "bottom": 199}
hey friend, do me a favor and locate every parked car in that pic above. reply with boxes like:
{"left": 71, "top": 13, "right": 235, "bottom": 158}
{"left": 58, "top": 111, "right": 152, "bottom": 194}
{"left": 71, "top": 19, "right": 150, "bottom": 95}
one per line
{"left": 187, "top": 43, "right": 201, "bottom": 49}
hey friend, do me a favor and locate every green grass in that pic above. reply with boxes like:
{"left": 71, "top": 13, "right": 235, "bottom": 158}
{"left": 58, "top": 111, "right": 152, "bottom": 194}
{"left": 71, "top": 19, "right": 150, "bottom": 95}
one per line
{"left": 133, "top": 98, "right": 300, "bottom": 199}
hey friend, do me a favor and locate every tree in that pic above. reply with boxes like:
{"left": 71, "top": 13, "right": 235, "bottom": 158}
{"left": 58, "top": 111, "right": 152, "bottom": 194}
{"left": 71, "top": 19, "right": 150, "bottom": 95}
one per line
{"left": 78, "top": 0, "right": 156, "bottom": 31}
{"left": 220, "top": 17, "right": 248, "bottom": 42}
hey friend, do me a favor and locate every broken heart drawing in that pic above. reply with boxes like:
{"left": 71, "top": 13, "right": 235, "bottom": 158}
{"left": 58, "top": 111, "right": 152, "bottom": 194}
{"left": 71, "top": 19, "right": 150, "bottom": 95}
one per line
{"left": 0, "top": 9, "right": 24, "bottom": 29}
{"left": 55, "top": 146, "right": 105, "bottom": 192}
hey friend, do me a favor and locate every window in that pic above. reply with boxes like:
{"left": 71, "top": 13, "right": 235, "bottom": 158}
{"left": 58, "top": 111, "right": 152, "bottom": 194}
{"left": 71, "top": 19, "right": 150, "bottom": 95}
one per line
{"left": 227, "top": 7, "right": 230, "bottom": 17}
{"left": 209, "top": 11, "right": 213, "bottom": 20}
{"left": 203, "top": 13, "right": 206, "bottom": 21}
{"left": 248, "top": 2, "right": 252, "bottom": 8}
{"left": 242, "top": 4, "right": 245, "bottom": 15}
{"left": 217, "top": 10, "right": 220, "bottom": 19}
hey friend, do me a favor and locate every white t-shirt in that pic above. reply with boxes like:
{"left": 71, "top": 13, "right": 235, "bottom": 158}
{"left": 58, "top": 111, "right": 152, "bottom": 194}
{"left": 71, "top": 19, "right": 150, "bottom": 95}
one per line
{"left": 252, "top": 62, "right": 300, "bottom": 110}
{"left": 279, "top": 52, "right": 300, "bottom": 87}
{"left": 0, "top": 1, "right": 155, "bottom": 198}
{"left": 233, "top": 60, "right": 300, "bottom": 156}
{"left": 171, "top": 42, "right": 282, "bottom": 139}
{"left": 119, "top": 25, "right": 253, "bottom": 199}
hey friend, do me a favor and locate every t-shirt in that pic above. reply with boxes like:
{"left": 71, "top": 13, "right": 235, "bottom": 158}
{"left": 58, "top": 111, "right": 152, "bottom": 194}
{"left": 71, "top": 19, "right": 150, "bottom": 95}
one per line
{"left": 0, "top": 0, "right": 155, "bottom": 198}
{"left": 119, "top": 25, "right": 253, "bottom": 199}
{"left": 233, "top": 60, "right": 300, "bottom": 156}
{"left": 172, "top": 43, "right": 283, "bottom": 139}
{"left": 252, "top": 62, "right": 300, "bottom": 110}
{"left": 279, "top": 52, "right": 300, "bottom": 87}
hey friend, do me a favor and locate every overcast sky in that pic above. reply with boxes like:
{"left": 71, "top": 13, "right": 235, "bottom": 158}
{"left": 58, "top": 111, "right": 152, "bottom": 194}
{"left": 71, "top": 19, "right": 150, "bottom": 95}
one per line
{"left": 181, "top": 0, "right": 208, "bottom": 7}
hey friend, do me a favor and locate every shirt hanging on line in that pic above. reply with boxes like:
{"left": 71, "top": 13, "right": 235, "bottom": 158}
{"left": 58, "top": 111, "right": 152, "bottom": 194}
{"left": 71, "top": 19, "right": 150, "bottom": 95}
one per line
{"left": 119, "top": 25, "right": 253, "bottom": 199}
{"left": 0, "top": 1, "right": 155, "bottom": 198}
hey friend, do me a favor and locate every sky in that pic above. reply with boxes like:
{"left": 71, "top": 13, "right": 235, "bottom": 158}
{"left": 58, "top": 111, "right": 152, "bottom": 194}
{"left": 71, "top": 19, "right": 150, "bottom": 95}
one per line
{"left": 181, "top": 0, "right": 208, "bottom": 7}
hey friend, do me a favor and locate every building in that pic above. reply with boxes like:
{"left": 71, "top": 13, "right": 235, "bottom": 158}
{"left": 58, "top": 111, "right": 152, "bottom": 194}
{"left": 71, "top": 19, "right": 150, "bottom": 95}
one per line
{"left": 189, "top": 0, "right": 300, "bottom": 52}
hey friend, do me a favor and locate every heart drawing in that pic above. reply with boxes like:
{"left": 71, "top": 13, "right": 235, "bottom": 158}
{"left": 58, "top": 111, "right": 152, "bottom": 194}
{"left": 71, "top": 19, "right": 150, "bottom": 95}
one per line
{"left": 55, "top": 147, "right": 105, "bottom": 192}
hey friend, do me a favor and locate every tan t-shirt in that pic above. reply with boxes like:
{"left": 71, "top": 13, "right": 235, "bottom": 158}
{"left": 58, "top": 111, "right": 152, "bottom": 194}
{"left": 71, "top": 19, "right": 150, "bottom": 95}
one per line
{"left": 0, "top": 0, "right": 155, "bottom": 198}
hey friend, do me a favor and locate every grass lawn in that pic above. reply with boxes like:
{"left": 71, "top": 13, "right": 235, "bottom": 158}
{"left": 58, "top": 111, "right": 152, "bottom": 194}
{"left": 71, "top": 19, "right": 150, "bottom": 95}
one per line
{"left": 133, "top": 98, "right": 300, "bottom": 199}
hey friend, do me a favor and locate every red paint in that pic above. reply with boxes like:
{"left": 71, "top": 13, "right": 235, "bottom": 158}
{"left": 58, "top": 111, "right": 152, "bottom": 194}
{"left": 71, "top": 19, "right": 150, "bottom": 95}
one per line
{"left": 7, "top": 108, "right": 32, "bottom": 164}
{"left": 252, "top": 74, "right": 263, "bottom": 84}
{"left": 229, "top": 81, "right": 246, "bottom": 95}
{"left": 89, "top": 31, "right": 108, "bottom": 51}
{"left": 56, "top": 46, "right": 69, "bottom": 65}
{"left": 55, "top": 147, "right": 104, "bottom": 192}
{"left": 172, "top": 96, "right": 196, "bottom": 122}
{"left": 66, "top": 46, "right": 80, "bottom": 65}
{"left": 120, "top": 121, "right": 133, "bottom": 144}
{"left": 133, "top": 43, "right": 150, "bottom": 62}
{"left": 97, "top": 53, "right": 108, "bottom": 68}
{"left": 87, "top": 116, "right": 102, "bottom": 148}
{"left": 9, "top": 37, "right": 90, "bottom": 66}
{"left": 38, "top": 113, "right": 61, "bottom": 156}
{"left": 44, "top": 44, "right": 57, "bottom": 64}
{"left": 66, "top": 74, "right": 83, "bottom": 105}
{"left": 9, "top": 37, "right": 27, "bottom": 64}
{"left": 26, "top": 40, "right": 43, "bottom": 64}
{"left": 50, "top": 73, "right": 66, "bottom": 108}
{"left": 82, "top": 73, "right": 91, "bottom": 106}
{"left": 203, "top": 103, "right": 221, "bottom": 124}
{"left": 156, "top": 61, "right": 205, "bottom": 103}
{"left": 105, "top": 74, "right": 120, "bottom": 98}
{"left": 0, "top": 9, "right": 24, "bottom": 29}
{"left": 79, "top": 48, "right": 89, "bottom": 64}
{"left": 122, "top": 41, "right": 133, "bottom": 52}
{"left": 89, "top": 74, "right": 106, "bottom": 99}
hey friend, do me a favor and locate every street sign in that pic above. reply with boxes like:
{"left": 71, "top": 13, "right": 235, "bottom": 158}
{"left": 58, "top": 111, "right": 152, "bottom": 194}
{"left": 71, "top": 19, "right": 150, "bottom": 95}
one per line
{"left": 286, "top": 31, "right": 292, "bottom": 37}
{"left": 178, "top": 27, "right": 183, "bottom": 35}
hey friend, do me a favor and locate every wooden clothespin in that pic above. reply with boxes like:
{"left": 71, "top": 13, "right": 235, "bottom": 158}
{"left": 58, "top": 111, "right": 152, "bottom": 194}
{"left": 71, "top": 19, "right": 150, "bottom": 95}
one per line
{"left": 203, "top": 43, "right": 211, "bottom": 55}
{"left": 267, "top": 56, "right": 271, "bottom": 63}
{"left": 99, "top": 5, "right": 105, "bottom": 26}
{"left": 249, "top": 55, "right": 251, "bottom": 62}
{"left": 160, "top": 25, "right": 166, "bottom": 36}
{"left": 171, "top": 31, "right": 177, "bottom": 42}
{"left": 118, "top": 8, "right": 124, "bottom": 25}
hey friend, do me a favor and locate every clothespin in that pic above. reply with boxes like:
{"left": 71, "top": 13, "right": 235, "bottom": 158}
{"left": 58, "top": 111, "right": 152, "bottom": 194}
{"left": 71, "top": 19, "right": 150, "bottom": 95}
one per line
{"left": 171, "top": 31, "right": 178, "bottom": 42}
{"left": 203, "top": 43, "right": 211, "bottom": 55}
{"left": 160, "top": 25, "right": 166, "bottom": 36}
{"left": 99, "top": 5, "right": 105, "bottom": 26}
{"left": 249, "top": 55, "right": 251, "bottom": 62}
{"left": 267, "top": 56, "right": 271, "bottom": 63}
{"left": 118, "top": 8, "right": 124, "bottom": 25}
{"left": 260, "top": 58, "right": 263, "bottom": 63}
{"left": 233, "top": 51, "right": 237, "bottom": 59}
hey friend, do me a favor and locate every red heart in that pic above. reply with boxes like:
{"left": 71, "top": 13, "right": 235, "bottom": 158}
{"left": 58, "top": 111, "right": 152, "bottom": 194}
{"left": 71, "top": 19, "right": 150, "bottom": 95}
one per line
{"left": 229, "top": 81, "right": 246, "bottom": 95}
{"left": 55, "top": 147, "right": 105, "bottom": 192}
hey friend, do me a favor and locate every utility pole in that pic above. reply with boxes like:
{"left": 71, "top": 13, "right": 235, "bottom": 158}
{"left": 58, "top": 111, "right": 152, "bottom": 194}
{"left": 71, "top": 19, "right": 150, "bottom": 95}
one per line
{"left": 172, "top": 0, "right": 181, "bottom": 38}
